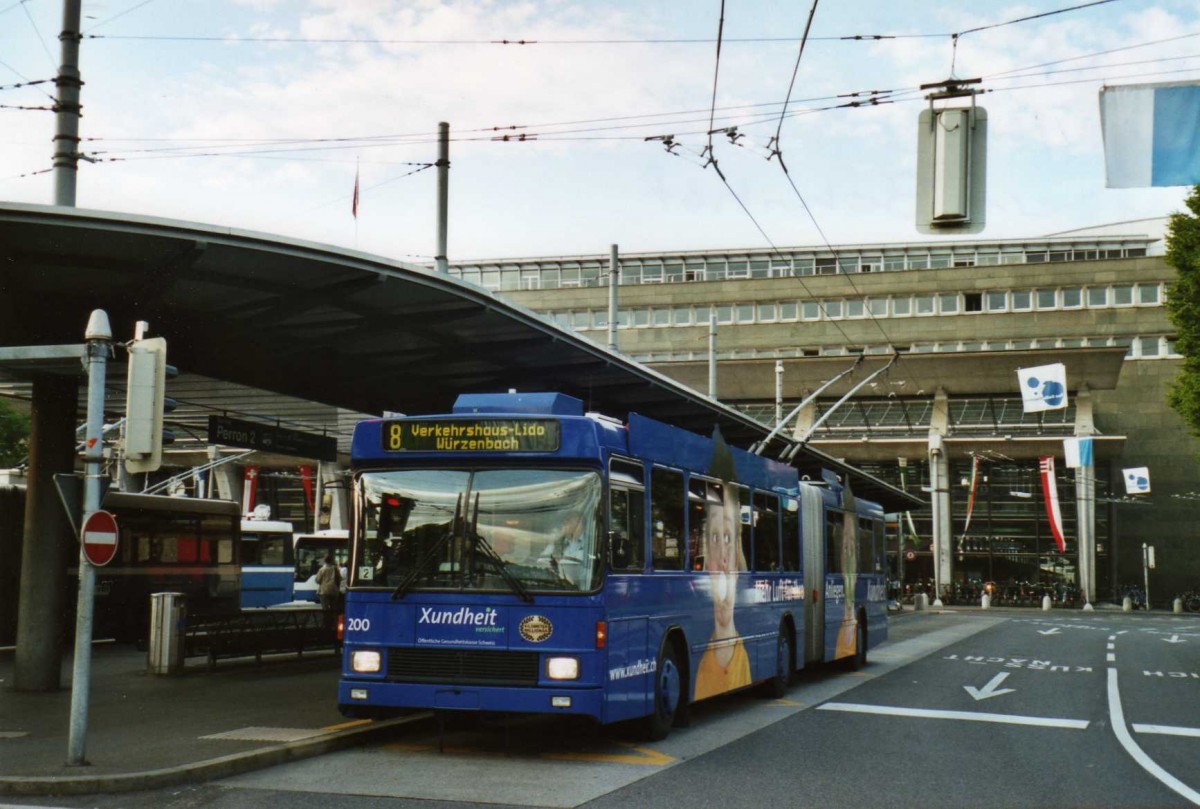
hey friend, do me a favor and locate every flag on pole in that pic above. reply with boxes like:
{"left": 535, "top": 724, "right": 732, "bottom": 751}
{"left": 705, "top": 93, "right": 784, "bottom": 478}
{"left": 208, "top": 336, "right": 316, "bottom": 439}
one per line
{"left": 1123, "top": 466, "right": 1151, "bottom": 494}
{"left": 1063, "top": 436, "right": 1094, "bottom": 468}
{"left": 1039, "top": 456, "right": 1066, "bottom": 553}
{"left": 1100, "top": 81, "right": 1200, "bottom": 188}
{"left": 1017, "top": 363, "right": 1068, "bottom": 413}
{"left": 351, "top": 165, "right": 360, "bottom": 219}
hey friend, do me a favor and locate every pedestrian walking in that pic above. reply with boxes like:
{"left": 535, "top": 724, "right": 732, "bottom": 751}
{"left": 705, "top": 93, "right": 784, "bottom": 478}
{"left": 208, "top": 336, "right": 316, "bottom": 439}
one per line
{"left": 315, "top": 553, "right": 341, "bottom": 628}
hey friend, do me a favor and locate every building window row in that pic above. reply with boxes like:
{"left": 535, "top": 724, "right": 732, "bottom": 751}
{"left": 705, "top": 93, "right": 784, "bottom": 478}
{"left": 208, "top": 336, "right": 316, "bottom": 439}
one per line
{"left": 544, "top": 283, "right": 1165, "bottom": 332}
{"left": 625, "top": 334, "right": 1178, "bottom": 364}
{"left": 449, "top": 243, "right": 1151, "bottom": 292}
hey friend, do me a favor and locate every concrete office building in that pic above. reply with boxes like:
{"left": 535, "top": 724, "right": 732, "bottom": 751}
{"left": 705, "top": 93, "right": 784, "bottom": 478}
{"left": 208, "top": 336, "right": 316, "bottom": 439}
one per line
{"left": 448, "top": 220, "right": 1200, "bottom": 605}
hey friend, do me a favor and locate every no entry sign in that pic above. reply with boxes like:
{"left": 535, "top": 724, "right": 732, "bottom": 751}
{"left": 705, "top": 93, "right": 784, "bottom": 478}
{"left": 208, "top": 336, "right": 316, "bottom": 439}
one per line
{"left": 81, "top": 510, "right": 119, "bottom": 567}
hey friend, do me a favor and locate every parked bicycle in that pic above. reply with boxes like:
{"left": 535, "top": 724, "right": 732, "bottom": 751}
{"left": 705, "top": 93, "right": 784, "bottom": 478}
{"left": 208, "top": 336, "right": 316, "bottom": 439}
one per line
{"left": 1176, "top": 589, "right": 1200, "bottom": 613}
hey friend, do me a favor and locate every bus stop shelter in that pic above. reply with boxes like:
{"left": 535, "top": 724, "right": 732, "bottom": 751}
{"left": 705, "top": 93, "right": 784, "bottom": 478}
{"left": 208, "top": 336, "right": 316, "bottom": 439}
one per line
{"left": 0, "top": 202, "right": 922, "bottom": 689}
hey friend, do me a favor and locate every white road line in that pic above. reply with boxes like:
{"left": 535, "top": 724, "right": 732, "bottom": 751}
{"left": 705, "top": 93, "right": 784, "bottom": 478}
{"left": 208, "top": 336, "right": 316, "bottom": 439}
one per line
{"left": 1107, "top": 643, "right": 1115, "bottom": 650}
{"left": 1133, "top": 724, "right": 1200, "bottom": 739}
{"left": 1108, "top": 668, "right": 1200, "bottom": 805}
{"left": 1107, "top": 653, "right": 1116, "bottom": 662}
{"left": 818, "top": 702, "right": 1089, "bottom": 730}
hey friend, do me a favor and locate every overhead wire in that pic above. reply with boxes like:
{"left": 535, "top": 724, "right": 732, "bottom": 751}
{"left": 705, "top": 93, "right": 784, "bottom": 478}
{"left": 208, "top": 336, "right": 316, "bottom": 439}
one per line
{"left": 955, "top": 0, "right": 1124, "bottom": 39}
{"left": 768, "top": 0, "right": 820, "bottom": 156}
{"left": 82, "top": 0, "right": 161, "bottom": 34}
{"left": 684, "top": 2, "right": 889, "bottom": 355}
{"left": 84, "top": 32, "right": 947, "bottom": 46}
{"left": 758, "top": 0, "right": 897, "bottom": 353}
{"left": 702, "top": 0, "right": 726, "bottom": 168}
{"left": 19, "top": 0, "right": 57, "bottom": 71}
{"left": 985, "top": 30, "right": 1200, "bottom": 79}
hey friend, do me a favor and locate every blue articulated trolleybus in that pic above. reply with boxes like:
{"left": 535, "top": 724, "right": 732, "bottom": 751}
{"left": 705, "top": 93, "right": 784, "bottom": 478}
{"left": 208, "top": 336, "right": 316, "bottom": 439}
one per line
{"left": 338, "top": 392, "right": 887, "bottom": 738}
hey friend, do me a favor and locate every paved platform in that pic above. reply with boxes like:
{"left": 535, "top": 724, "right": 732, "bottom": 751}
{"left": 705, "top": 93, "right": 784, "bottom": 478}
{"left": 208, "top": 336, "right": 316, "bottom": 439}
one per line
{"left": 0, "top": 642, "right": 422, "bottom": 797}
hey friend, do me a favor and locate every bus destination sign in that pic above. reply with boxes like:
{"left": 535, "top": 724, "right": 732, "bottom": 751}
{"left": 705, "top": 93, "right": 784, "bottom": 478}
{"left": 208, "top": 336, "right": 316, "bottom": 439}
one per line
{"left": 383, "top": 419, "right": 560, "bottom": 453}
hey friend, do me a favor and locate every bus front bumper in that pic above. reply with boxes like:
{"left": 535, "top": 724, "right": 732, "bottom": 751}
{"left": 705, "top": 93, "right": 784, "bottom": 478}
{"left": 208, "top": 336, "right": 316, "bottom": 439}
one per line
{"left": 337, "top": 679, "right": 604, "bottom": 721}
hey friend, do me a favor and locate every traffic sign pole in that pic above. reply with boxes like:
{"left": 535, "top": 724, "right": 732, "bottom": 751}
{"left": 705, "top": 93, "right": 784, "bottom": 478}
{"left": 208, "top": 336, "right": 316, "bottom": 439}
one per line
{"left": 67, "top": 310, "right": 111, "bottom": 767}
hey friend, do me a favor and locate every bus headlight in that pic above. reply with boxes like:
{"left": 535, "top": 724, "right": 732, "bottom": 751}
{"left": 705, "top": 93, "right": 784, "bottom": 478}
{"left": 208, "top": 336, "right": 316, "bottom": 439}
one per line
{"left": 546, "top": 656, "right": 579, "bottom": 680}
{"left": 351, "top": 650, "right": 382, "bottom": 673}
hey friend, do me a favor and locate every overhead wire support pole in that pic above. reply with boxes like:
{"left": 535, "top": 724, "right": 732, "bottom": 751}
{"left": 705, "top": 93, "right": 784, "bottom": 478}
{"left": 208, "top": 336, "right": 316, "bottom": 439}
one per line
{"left": 708, "top": 308, "right": 718, "bottom": 399}
{"left": 67, "top": 309, "right": 111, "bottom": 766}
{"left": 52, "top": 0, "right": 83, "bottom": 206}
{"left": 784, "top": 354, "right": 898, "bottom": 460}
{"left": 752, "top": 357, "right": 860, "bottom": 455}
{"left": 435, "top": 122, "right": 449, "bottom": 274}
{"left": 607, "top": 245, "right": 619, "bottom": 352}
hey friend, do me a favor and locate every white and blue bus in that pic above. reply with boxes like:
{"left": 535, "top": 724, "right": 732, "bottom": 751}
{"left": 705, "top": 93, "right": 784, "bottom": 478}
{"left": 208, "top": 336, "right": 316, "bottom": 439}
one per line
{"left": 337, "top": 392, "right": 887, "bottom": 738}
{"left": 239, "top": 507, "right": 295, "bottom": 608}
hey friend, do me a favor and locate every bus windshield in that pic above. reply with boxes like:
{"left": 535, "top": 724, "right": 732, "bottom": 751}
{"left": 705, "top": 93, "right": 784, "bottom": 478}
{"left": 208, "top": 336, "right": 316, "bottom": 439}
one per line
{"left": 353, "top": 468, "right": 603, "bottom": 594}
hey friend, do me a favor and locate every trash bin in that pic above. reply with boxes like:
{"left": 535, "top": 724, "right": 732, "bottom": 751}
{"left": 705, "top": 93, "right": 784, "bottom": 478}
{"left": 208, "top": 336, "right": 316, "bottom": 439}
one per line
{"left": 148, "top": 592, "right": 187, "bottom": 675}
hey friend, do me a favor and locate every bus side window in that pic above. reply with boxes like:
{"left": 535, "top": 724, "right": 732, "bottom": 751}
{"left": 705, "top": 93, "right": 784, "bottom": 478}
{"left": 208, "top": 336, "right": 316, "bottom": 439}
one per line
{"left": 858, "top": 517, "right": 875, "bottom": 574}
{"left": 780, "top": 498, "right": 800, "bottom": 572}
{"left": 610, "top": 458, "right": 646, "bottom": 572}
{"left": 738, "top": 486, "right": 752, "bottom": 571}
{"left": 687, "top": 476, "right": 712, "bottom": 570}
{"left": 261, "top": 537, "right": 287, "bottom": 566}
{"left": 753, "top": 491, "right": 780, "bottom": 572}
{"left": 826, "top": 514, "right": 843, "bottom": 574}
{"left": 650, "top": 466, "right": 684, "bottom": 570}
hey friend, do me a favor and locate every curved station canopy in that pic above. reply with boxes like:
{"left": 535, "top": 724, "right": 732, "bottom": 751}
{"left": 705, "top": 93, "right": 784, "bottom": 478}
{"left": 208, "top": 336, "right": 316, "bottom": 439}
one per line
{"left": 0, "top": 203, "right": 920, "bottom": 510}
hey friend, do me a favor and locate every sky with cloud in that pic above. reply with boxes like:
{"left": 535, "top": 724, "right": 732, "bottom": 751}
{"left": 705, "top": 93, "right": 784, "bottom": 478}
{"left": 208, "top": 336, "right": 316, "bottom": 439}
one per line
{"left": 2, "top": 0, "right": 1199, "bottom": 262}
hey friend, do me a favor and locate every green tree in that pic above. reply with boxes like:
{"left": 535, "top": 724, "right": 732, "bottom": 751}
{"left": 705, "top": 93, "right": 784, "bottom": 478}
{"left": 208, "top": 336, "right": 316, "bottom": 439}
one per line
{"left": 1165, "top": 184, "right": 1200, "bottom": 436}
{"left": 0, "top": 398, "right": 30, "bottom": 467}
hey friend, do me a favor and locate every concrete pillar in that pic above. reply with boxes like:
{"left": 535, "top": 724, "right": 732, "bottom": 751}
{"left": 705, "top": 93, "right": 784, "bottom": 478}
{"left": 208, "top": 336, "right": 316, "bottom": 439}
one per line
{"left": 928, "top": 388, "right": 952, "bottom": 605}
{"left": 792, "top": 393, "right": 817, "bottom": 440}
{"left": 323, "top": 464, "right": 348, "bottom": 530}
{"left": 14, "top": 374, "right": 79, "bottom": 691}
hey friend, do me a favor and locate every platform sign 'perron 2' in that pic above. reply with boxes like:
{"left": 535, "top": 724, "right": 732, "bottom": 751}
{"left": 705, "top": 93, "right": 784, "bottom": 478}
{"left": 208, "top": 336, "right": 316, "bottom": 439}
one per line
{"left": 381, "top": 419, "right": 560, "bottom": 453}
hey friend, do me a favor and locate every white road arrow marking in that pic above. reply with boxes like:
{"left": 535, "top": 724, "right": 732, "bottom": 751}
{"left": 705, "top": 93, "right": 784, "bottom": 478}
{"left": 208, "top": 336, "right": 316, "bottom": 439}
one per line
{"left": 1163, "top": 635, "right": 1187, "bottom": 644}
{"left": 965, "top": 672, "right": 1016, "bottom": 701}
{"left": 1038, "top": 628, "right": 1062, "bottom": 635}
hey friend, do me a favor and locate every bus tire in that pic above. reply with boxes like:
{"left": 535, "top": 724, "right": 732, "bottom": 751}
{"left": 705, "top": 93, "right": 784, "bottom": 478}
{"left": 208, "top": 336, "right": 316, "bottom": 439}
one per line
{"left": 761, "top": 621, "right": 793, "bottom": 699}
{"left": 641, "top": 640, "right": 683, "bottom": 741}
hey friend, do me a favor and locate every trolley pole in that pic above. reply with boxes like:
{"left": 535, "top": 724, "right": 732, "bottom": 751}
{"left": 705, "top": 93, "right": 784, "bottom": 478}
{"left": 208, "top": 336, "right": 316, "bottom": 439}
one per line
{"left": 67, "top": 309, "right": 111, "bottom": 766}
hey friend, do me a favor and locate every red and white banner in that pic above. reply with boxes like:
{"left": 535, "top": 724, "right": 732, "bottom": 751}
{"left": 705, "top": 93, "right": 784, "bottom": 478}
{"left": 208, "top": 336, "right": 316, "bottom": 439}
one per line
{"left": 242, "top": 465, "right": 260, "bottom": 516}
{"left": 1039, "top": 456, "right": 1066, "bottom": 553}
{"left": 962, "top": 455, "right": 980, "bottom": 535}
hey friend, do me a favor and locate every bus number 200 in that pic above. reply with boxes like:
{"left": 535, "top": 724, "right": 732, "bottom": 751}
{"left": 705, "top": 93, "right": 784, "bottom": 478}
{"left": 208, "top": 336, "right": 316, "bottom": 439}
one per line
{"left": 346, "top": 618, "right": 370, "bottom": 632}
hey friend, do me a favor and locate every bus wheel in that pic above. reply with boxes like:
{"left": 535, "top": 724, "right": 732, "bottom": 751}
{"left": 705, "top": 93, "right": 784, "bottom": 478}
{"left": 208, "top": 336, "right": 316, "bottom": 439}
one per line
{"left": 761, "top": 624, "right": 792, "bottom": 699}
{"left": 642, "top": 642, "right": 682, "bottom": 741}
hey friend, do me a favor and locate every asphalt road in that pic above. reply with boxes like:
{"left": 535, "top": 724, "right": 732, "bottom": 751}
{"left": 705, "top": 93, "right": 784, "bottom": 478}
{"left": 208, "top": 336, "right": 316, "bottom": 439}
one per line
{"left": 6, "top": 609, "right": 1198, "bottom": 809}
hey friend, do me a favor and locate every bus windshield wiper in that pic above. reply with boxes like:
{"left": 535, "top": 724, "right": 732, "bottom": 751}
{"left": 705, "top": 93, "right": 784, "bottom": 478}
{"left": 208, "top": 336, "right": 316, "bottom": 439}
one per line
{"left": 466, "top": 492, "right": 533, "bottom": 603}
{"left": 391, "top": 493, "right": 462, "bottom": 601}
